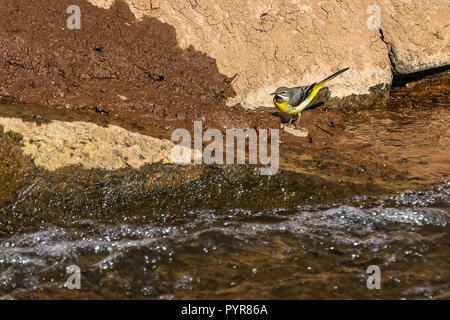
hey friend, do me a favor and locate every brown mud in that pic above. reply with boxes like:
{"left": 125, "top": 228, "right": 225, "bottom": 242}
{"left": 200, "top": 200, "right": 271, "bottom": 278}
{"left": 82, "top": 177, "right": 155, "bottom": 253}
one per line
{"left": 0, "top": 0, "right": 279, "bottom": 136}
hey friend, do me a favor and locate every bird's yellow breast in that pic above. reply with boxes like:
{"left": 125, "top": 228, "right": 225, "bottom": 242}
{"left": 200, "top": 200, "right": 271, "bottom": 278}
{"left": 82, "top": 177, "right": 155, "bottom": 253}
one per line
{"left": 273, "top": 97, "right": 292, "bottom": 114}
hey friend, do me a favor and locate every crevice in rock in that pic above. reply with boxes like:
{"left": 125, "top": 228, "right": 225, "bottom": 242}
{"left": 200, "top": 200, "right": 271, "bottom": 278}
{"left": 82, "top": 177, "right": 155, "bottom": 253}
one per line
{"left": 379, "top": 28, "right": 450, "bottom": 87}
{"left": 391, "top": 65, "right": 450, "bottom": 87}
{"left": 379, "top": 28, "right": 396, "bottom": 74}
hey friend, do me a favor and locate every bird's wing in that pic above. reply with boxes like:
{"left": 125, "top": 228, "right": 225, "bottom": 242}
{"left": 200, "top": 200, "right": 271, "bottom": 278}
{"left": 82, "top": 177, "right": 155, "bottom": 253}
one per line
{"left": 290, "top": 83, "right": 316, "bottom": 108}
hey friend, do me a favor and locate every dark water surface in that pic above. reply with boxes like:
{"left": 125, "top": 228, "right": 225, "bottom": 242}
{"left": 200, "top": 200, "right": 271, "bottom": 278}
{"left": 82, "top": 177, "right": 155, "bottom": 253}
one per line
{"left": 0, "top": 181, "right": 448, "bottom": 299}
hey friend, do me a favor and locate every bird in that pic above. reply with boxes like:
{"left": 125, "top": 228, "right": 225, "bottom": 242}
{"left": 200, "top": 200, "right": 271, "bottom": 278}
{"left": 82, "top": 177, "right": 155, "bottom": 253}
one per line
{"left": 270, "top": 67, "right": 350, "bottom": 128}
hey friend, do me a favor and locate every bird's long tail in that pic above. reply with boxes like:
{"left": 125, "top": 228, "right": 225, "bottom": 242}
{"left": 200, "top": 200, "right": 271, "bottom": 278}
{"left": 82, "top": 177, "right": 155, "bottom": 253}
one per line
{"left": 309, "top": 67, "right": 350, "bottom": 102}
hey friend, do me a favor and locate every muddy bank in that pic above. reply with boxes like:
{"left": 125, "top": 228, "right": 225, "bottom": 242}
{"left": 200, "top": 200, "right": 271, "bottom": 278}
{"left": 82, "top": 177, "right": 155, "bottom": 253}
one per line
{"left": 0, "top": 0, "right": 391, "bottom": 149}
{"left": 1, "top": 1, "right": 448, "bottom": 146}
{"left": 0, "top": 0, "right": 279, "bottom": 136}
{"left": 3, "top": 0, "right": 448, "bottom": 152}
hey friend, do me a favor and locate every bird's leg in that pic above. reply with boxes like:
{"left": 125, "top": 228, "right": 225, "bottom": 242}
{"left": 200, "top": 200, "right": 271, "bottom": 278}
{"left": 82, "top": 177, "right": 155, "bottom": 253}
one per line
{"left": 288, "top": 117, "right": 293, "bottom": 126}
{"left": 295, "top": 113, "right": 302, "bottom": 129}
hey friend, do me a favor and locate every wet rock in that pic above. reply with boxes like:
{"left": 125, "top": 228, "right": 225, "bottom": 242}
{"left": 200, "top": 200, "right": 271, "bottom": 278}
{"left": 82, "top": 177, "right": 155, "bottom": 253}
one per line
{"left": 0, "top": 126, "right": 35, "bottom": 203}
{"left": 280, "top": 124, "right": 308, "bottom": 138}
{"left": 0, "top": 117, "right": 175, "bottom": 171}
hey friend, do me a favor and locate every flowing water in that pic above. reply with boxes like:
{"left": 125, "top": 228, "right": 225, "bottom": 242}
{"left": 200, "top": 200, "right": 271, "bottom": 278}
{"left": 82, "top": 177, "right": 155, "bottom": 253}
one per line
{"left": 0, "top": 75, "right": 449, "bottom": 300}
{"left": 0, "top": 182, "right": 449, "bottom": 299}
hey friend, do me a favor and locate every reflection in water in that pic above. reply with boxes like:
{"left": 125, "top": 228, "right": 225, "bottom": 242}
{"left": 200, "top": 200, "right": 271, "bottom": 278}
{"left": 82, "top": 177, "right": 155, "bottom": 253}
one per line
{"left": 0, "top": 181, "right": 448, "bottom": 299}
{"left": 344, "top": 105, "right": 449, "bottom": 187}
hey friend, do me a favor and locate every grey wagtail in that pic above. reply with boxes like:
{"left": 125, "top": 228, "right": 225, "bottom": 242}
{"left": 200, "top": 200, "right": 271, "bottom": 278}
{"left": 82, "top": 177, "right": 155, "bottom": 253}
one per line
{"left": 270, "top": 67, "right": 350, "bottom": 128}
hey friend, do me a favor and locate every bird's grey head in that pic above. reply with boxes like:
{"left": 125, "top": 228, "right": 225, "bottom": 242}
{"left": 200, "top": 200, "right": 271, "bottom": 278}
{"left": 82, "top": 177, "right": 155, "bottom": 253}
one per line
{"left": 270, "top": 86, "right": 290, "bottom": 101}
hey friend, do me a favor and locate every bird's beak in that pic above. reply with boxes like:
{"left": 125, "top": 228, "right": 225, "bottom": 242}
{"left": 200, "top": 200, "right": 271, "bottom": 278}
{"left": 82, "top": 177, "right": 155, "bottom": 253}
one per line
{"left": 269, "top": 92, "right": 276, "bottom": 95}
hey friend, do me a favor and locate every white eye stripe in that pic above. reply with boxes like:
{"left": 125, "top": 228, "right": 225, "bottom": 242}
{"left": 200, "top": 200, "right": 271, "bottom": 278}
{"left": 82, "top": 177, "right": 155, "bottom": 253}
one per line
{"left": 275, "top": 90, "right": 289, "bottom": 97}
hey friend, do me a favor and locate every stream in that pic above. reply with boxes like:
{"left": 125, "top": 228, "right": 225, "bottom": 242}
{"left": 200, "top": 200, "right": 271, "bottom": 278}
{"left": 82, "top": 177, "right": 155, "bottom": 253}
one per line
{"left": 0, "top": 74, "right": 449, "bottom": 299}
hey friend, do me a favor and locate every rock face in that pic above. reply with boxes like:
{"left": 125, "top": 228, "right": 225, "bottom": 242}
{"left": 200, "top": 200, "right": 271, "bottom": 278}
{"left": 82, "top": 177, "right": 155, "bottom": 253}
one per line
{"left": 0, "top": 117, "right": 175, "bottom": 171}
{"left": 88, "top": 0, "right": 449, "bottom": 108}
{"left": 378, "top": 0, "right": 450, "bottom": 74}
